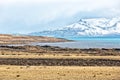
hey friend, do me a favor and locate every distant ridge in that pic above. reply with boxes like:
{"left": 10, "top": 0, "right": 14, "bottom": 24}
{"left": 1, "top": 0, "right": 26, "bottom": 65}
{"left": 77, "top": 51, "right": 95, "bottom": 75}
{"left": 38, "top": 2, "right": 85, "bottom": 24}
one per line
{"left": 29, "top": 17, "right": 120, "bottom": 39}
{"left": 0, "top": 34, "right": 68, "bottom": 45}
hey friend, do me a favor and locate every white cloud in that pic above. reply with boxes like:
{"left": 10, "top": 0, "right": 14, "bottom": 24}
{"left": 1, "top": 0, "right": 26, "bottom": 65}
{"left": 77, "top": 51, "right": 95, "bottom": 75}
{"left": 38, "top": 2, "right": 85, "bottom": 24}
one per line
{"left": 0, "top": 0, "right": 119, "bottom": 16}
{"left": 0, "top": 0, "right": 120, "bottom": 33}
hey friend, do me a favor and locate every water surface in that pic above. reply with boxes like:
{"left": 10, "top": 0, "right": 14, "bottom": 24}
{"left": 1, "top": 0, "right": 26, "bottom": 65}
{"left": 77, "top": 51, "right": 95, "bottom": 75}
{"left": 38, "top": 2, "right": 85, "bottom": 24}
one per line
{"left": 35, "top": 38, "right": 120, "bottom": 49}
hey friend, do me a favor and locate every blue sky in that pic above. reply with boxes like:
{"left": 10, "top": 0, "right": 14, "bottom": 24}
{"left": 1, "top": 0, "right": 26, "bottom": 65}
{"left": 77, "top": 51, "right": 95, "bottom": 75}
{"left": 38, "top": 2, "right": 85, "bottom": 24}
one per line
{"left": 0, "top": 0, "right": 120, "bottom": 34}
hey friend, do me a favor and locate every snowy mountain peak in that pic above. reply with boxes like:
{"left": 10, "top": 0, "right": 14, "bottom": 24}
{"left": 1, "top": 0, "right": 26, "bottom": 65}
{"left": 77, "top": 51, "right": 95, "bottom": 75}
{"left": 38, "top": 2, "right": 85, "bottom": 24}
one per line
{"left": 65, "top": 17, "right": 120, "bottom": 36}
{"left": 30, "top": 17, "right": 120, "bottom": 39}
{"left": 67, "top": 17, "right": 120, "bottom": 28}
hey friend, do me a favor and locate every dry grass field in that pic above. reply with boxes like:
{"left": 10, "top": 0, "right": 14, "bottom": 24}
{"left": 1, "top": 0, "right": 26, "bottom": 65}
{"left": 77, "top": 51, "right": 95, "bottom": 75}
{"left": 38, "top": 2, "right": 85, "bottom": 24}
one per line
{"left": 0, "top": 34, "right": 68, "bottom": 44}
{"left": 0, "top": 45, "right": 120, "bottom": 80}
{"left": 0, "top": 66, "right": 120, "bottom": 80}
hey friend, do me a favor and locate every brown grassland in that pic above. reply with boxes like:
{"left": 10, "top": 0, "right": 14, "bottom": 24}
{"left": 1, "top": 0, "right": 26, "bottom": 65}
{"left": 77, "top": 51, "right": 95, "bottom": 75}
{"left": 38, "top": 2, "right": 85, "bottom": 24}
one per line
{"left": 0, "top": 34, "right": 120, "bottom": 80}
{"left": 0, "top": 34, "right": 68, "bottom": 44}
{"left": 0, "top": 66, "right": 120, "bottom": 80}
{"left": 0, "top": 45, "right": 119, "bottom": 80}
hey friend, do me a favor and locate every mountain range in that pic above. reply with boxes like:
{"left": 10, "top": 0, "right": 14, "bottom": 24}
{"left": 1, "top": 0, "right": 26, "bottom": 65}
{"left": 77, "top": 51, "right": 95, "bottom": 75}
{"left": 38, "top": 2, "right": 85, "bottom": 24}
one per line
{"left": 29, "top": 17, "right": 120, "bottom": 39}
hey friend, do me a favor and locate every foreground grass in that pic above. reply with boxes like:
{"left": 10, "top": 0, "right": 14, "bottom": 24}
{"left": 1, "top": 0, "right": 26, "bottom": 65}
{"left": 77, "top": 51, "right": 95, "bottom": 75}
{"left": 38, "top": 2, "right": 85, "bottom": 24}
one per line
{"left": 0, "top": 66, "right": 120, "bottom": 80}
{"left": 0, "top": 46, "right": 120, "bottom": 79}
{"left": 0, "top": 54, "right": 120, "bottom": 60}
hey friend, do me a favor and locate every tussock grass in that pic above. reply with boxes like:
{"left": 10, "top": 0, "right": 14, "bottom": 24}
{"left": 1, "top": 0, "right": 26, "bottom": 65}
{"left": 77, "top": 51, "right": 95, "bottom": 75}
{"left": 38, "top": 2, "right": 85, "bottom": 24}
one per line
{"left": 0, "top": 66, "right": 120, "bottom": 80}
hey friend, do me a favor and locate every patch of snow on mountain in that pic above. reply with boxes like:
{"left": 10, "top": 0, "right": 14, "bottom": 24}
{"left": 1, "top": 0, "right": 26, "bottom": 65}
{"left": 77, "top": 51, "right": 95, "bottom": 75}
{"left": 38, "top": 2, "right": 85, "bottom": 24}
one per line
{"left": 29, "top": 17, "right": 120, "bottom": 38}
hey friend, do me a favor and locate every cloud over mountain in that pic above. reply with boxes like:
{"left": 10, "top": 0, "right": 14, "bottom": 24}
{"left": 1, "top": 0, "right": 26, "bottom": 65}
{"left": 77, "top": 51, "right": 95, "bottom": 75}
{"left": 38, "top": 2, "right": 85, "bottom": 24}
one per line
{"left": 0, "top": 0, "right": 120, "bottom": 33}
{"left": 30, "top": 17, "right": 120, "bottom": 39}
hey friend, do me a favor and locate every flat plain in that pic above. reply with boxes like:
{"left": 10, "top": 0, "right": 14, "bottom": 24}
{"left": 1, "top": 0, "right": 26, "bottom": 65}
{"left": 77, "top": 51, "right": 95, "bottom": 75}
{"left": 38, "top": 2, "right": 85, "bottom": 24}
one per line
{"left": 0, "top": 34, "right": 120, "bottom": 80}
{"left": 0, "top": 45, "right": 119, "bottom": 80}
{"left": 0, "top": 66, "right": 120, "bottom": 80}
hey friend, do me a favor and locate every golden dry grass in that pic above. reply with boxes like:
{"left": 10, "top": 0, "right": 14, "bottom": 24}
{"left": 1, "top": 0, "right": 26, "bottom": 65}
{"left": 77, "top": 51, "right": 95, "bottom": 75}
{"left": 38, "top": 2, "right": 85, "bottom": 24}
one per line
{"left": 0, "top": 50, "right": 120, "bottom": 59}
{"left": 0, "top": 51, "right": 120, "bottom": 60}
{"left": 0, "top": 46, "right": 120, "bottom": 80}
{"left": 0, "top": 66, "right": 119, "bottom": 80}
{"left": 0, "top": 34, "right": 67, "bottom": 44}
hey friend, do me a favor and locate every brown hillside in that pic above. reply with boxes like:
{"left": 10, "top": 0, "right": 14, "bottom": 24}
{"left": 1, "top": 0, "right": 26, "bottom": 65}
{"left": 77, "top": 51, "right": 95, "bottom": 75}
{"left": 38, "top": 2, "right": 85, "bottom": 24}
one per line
{"left": 0, "top": 34, "right": 67, "bottom": 45}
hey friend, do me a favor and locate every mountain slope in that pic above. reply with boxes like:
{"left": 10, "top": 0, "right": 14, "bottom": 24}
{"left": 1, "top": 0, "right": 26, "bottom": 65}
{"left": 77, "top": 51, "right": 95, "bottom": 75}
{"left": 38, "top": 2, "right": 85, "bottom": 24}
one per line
{"left": 30, "top": 17, "right": 120, "bottom": 39}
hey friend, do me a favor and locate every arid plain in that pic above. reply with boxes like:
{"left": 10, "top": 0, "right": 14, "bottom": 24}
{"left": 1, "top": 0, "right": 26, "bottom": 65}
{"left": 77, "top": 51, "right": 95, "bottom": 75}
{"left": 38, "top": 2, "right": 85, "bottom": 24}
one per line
{"left": 0, "top": 34, "right": 120, "bottom": 80}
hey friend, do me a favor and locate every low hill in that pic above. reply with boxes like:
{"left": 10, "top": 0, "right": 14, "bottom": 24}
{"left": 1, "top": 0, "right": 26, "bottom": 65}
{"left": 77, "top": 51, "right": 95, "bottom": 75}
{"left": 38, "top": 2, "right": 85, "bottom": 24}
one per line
{"left": 0, "top": 34, "right": 68, "bottom": 45}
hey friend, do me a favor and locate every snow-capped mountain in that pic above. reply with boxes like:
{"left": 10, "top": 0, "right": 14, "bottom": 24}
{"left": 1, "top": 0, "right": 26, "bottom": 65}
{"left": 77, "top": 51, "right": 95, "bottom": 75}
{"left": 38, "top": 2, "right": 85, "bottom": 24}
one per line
{"left": 29, "top": 17, "right": 120, "bottom": 39}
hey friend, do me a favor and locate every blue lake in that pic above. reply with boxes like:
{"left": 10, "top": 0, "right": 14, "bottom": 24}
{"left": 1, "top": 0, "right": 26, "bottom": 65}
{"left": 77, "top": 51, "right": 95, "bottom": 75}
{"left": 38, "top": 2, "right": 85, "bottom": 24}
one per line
{"left": 35, "top": 38, "right": 120, "bottom": 49}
